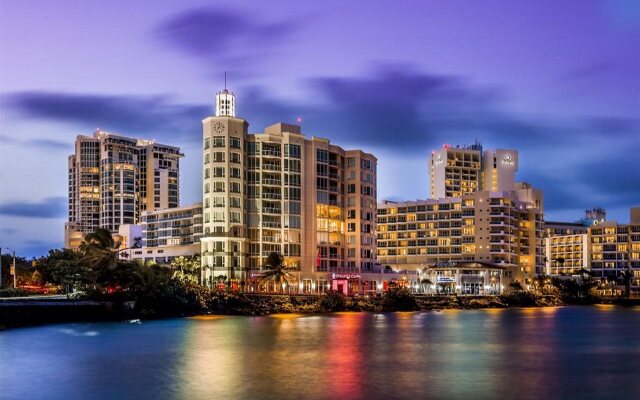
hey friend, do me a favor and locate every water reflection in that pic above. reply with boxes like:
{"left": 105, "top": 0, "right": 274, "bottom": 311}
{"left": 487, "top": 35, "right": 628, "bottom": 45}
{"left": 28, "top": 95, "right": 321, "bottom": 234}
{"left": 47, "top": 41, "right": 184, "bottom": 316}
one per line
{"left": 2, "top": 307, "right": 640, "bottom": 400}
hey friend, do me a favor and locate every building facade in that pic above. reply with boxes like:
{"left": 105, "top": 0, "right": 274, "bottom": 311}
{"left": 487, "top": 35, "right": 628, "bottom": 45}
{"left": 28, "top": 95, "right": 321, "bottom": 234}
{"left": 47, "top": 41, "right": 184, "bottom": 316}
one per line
{"left": 377, "top": 188, "right": 544, "bottom": 288}
{"left": 429, "top": 143, "right": 482, "bottom": 198}
{"left": 65, "top": 130, "right": 182, "bottom": 247}
{"left": 545, "top": 234, "right": 589, "bottom": 275}
{"left": 127, "top": 203, "right": 203, "bottom": 264}
{"left": 588, "top": 212, "right": 640, "bottom": 282}
{"left": 200, "top": 88, "right": 377, "bottom": 290}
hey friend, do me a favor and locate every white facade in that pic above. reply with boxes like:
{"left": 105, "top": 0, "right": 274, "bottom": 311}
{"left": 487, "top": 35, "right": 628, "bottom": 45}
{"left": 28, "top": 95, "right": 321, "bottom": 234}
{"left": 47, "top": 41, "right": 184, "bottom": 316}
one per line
{"left": 482, "top": 149, "right": 518, "bottom": 192}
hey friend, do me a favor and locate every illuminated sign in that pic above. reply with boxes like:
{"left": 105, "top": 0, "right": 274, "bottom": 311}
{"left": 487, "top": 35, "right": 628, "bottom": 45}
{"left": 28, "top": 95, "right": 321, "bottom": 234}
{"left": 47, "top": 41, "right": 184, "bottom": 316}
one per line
{"left": 434, "top": 154, "right": 443, "bottom": 165}
{"left": 501, "top": 154, "right": 514, "bottom": 166}
{"left": 433, "top": 261, "right": 458, "bottom": 267}
{"left": 331, "top": 273, "right": 361, "bottom": 280}
{"left": 436, "top": 276, "right": 455, "bottom": 283}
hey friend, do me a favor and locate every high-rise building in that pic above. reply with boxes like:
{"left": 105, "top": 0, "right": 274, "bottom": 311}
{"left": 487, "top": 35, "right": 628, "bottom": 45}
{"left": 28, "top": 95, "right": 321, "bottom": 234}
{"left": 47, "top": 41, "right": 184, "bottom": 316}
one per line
{"left": 481, "top": 149, "right": 518, "bottom": 192}
{"left": 65, "top": 130, "right": 182, "bottom": 247}
{"left": 429, "top": 144, "right": 519, "bottom": 198}
{"left": 377, "top": 187, "right": 544, "bottom": 288}
{"left": 200, "top": 87, "right": 377, "bottom": 290}
{"left": 429, "top": 143, "right": 482, "bottom": 198}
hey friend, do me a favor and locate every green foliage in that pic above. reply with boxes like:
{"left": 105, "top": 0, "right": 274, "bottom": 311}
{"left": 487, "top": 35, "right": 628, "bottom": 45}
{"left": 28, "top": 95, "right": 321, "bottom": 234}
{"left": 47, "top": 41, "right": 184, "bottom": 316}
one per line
{"left": 381, "top": 287, "right": 418, "bottom": 311}
{"left": 260, "top": 252, "right": 295, "bottom": 292}
{"left": 171, "top": 255, "right": 201, "bottom": 284}
{"left": 508, "top": 281, "right": 524, "bottom": 292}
{"left": 319, "top": 290, "right": 346, "bottom": 312}
{"left": 80, "top": 228, "right": 121, "bottom": 270}
{"left": 499, "top": 291, "right": 540, "bottom": 307}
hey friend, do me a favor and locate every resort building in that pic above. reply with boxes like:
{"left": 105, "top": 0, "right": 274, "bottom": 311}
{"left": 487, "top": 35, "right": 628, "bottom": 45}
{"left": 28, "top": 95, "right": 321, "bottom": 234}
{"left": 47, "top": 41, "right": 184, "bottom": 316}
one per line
{"left": 429, "top": 142, "right": 483, "bottom": 198}
{"left": 481, "top": 149, "right": 518, "bottom": 192}
{"left": 377, "top": 187, "right": 544, "bottom": 291}
{"left": 200, "top": 86, "right": 378, "bottom": 292}
{"left": 545, "top": 234, "right": 589, "bottom": 275}
{"left": 127, "top": 203, "right": 203, "bottom": 264}
{"left": 588, "top": 207, "right": 640, "bottom": 283}
{"left": 65, "top": 130, "right": 182, "bottom": 248}
{"left": 429, "top": 143, "right": 518, "bottom": 198}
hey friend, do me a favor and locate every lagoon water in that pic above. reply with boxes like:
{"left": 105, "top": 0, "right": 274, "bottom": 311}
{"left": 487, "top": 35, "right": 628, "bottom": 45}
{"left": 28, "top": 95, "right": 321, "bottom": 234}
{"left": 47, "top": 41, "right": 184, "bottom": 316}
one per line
{"left": 1, "top": 306, "right": 640, "bottom": 400}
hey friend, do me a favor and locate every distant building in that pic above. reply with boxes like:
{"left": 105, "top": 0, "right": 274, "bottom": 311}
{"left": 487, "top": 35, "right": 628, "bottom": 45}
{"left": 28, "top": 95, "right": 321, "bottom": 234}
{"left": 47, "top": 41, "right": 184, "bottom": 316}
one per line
{"left": 429, "top": 142, "right": 482, "bottom": 198}
{"left": 429, "top": 143, "right": 518, "bottom": 199}
{"left": 65, "top": 131, "right": 182, "bottom": 248}
{"left": 588, "top": 207, "right": 640, "bottom": 282}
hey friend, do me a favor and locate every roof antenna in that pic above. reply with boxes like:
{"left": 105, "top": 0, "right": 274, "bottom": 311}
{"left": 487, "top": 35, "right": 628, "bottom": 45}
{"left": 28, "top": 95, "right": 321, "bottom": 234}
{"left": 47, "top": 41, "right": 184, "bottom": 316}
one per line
{"left": 224, "top": 71, "right": 227, "bottom": 90}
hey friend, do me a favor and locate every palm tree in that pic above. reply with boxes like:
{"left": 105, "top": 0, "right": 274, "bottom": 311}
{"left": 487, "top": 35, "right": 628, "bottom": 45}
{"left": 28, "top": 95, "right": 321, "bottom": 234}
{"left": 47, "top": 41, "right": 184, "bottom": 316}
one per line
{"left": 260, "top": 252, "right": 294, "bottom": 293}
{"left": 420, "top": 278, "right": 433, "bottom": 294}
{"left": 80, "top": 228, "right": 122, "bottom": 270}
{"left": 622, "top": 269, "right": 633, "bottom": 299}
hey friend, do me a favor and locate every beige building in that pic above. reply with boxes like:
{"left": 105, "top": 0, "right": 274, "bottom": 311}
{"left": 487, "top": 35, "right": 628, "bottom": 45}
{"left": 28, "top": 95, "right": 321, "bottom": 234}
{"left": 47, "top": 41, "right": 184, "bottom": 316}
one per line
{"left": 65, "top": 130, "right": 182, "bottom": 247}
{"left": 126, "top": 203, "right": 203, "bottom": 264}
{"left": 545, "top": 234, "right": 589, "bottom": 275}
{"left": 377, "top": 188, "right": 544, "bottom": 289}
{"left": 201, "top": 87, "right": 377, "bottom": 290}
{"left": 429, "top": 143, "right": 482, "bottom": 198}
{"left": 588, "top": 207, "right": 640, "bottom": 283}
{"left": 429, "top": 143, "right": 518, "bottom": 199}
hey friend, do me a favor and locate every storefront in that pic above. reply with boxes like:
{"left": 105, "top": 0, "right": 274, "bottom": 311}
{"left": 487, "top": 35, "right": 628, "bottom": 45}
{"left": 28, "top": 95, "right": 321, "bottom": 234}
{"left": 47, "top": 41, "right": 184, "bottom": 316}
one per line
{"left": 424, "top": 262, "right": 505, "bottom": 295}
{"left": 331, "top": 273, "right": 361, "bottom": 295}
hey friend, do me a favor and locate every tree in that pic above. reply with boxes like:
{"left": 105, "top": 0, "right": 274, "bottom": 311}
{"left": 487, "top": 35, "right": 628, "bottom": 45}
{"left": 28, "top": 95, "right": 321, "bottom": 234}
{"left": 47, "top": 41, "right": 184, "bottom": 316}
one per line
{"left": 80, "top": 228, "right": 122, "bottom": 270}
{"left": 50, "top": 259, "right": 93, "bottom": 297}
{"left": 33, "top": 248, "right": 83, "bottom": 286}
{"left": 420, "top": 278, "right": 433, "bottom": 294}
{"left": 622, "top": 269, "right": 633, "bottom": 299}
{"left": 260, "top": 252, "right": 294, "bottom": 293}
{"left": 509, "top": 281, "right": 524, "bottom": 292}
{"left": 171, "top": 255, "right": 201, "bottom": 284}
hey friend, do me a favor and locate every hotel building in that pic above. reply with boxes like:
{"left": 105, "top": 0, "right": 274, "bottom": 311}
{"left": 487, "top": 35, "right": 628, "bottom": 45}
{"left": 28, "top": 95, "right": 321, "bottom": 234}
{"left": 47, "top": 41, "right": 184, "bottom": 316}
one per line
{"left": 588, "top": 208, "right": 640, "bottom": 283}
{"left": 127, "top": 203, "right": 203, "bottom": 264}
{"left": 545, "top": 234, "right": 589, "bottom": 275}
{"left": 429, "top": 144, "right": 519, "bottom": 199}
{"left": 65, "top": 131, "right": 182, "bottom": 248}
{"left": 200, "top": 87, "right": 378, "bottom": 291}
{"left": 377, "top": 187, "right": 544, "bottom": 290}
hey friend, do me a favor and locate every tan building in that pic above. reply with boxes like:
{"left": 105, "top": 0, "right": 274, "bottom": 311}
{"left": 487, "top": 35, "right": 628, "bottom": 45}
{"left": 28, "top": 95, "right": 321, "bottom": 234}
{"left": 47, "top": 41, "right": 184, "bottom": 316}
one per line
{"left": 377, "top": 188, "right": 544, "bottom": 289}
{"left": 65, "top": 130, "right": 182, "bottom": 247}
{"left": 429, "top": 143, "right": 482, "bottom": 198}
{"left": 201, "top": 87, "right": 377, "bottom": 290}
{"left": 545, "top": 234, "right": 589, "bottom": 275}
{"left": 588, "top": 207, "right": 640, "bottom": 284}
{"left": 481, "top": 149, "right": 518, "bottom": 192}
{"left": 127, "top": 203, "right": 203, "bottom": 265}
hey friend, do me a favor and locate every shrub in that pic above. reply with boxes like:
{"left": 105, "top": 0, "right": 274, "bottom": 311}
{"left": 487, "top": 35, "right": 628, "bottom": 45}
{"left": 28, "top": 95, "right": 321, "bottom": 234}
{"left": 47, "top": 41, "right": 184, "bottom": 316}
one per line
{"left": 0, "top": 288, "right": 31, "bottom": 298}
{"left": 382, "top": 287, "right": 418, "bottom": 311}
{"left": 318, "top": 290, "right": 346, "bottom": 312}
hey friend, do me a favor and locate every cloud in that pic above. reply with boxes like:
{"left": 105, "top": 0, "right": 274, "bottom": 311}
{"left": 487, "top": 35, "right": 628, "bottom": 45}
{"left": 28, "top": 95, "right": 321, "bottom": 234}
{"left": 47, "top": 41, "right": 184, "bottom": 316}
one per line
{"left": 0, "top": 134, "right": 69, "bottom": 150}
{"left": 3, "top": 92, "right": 209, "bottom": 144}
{"left": 0, "top": 197, "right": 67, "bottom": 218}
{"left": 153, "top": 7, "right": 297, "bottom": 75}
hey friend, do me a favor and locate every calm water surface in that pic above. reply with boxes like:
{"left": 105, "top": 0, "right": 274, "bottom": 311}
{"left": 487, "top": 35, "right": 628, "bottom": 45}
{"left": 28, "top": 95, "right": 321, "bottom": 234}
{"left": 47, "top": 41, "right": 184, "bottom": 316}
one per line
{"left": 1, "top": 306, "right": 640, "bottom": 400}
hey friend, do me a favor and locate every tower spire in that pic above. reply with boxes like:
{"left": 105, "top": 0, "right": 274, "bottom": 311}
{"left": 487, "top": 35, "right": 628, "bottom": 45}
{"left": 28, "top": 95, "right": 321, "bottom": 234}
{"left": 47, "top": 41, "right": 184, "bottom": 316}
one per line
{"left": 224, "top": 71, "right": 227, "bottom": 90}
{"left": 215, "top": 74, "right": 236, "bottom": 117}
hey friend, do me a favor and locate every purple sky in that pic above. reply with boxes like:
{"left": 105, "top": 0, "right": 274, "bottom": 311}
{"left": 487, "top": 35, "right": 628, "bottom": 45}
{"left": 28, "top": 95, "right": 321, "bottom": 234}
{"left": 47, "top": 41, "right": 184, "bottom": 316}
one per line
{"left": 1, "top": 0, "right": 639, "bottom": 257}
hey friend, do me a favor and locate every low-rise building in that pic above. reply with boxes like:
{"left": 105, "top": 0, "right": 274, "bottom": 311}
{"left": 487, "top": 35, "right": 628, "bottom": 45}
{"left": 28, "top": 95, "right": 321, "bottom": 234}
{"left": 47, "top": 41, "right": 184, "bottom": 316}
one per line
{"left": 545, "top": 234, "right": 589, "bottom": 275}
{"left": 128, "top": 203, "right": 203, "bottom": 265}
{"left": 377, "top": 188, "right": 544, "bottom": 290}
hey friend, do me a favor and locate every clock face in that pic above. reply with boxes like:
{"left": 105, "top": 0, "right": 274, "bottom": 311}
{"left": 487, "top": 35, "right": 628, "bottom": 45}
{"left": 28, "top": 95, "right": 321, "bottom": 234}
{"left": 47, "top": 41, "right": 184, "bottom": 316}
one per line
{"left": 213, "top": 122, "right": 225, "bottom": 134}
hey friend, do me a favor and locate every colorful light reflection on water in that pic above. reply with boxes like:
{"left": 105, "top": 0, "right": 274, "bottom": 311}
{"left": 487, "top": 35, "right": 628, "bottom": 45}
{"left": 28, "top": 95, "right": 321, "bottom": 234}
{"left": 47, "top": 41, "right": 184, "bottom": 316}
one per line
{"left": 1, "top": 307, "right": 640, "bottom": 400}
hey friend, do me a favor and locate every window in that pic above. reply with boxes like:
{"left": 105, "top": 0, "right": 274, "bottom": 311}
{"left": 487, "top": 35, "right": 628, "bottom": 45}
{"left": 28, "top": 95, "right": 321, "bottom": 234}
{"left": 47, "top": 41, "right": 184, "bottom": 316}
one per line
{"left": 285, "top": 144, "right": 301, "bottom": 158}
{"left": 347, "top": 157, "right": 356, "bottom": 167}
{"left": 230, "top": 182, "right": 241, "bottom": 193}
{"left": 212, "top": 137, "right": 225, "bottom": 147}
{"left": 347, "top": 184, "right": 356, "bottom": 193}
{"left": 230, "top": 137, "right": 241, "bottom": 149}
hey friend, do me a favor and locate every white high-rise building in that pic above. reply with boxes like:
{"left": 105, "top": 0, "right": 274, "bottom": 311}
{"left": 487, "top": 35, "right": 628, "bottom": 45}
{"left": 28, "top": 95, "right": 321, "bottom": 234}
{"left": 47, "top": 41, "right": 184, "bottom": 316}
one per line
{"left": 482, "top": 149, "right": 518, "bottom": 192}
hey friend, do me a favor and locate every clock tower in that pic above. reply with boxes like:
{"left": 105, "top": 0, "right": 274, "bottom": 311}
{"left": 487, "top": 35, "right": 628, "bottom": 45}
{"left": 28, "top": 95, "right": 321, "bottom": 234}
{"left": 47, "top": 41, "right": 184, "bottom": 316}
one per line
{"left": 201, "top": 85, "right": 248, "bottom": 286}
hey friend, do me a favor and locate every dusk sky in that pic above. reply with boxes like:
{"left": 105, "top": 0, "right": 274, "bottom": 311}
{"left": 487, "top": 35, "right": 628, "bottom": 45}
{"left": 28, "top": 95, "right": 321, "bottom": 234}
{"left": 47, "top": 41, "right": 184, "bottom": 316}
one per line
{"left": 1, "top": 0, "right": 639, "bottom": 257}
